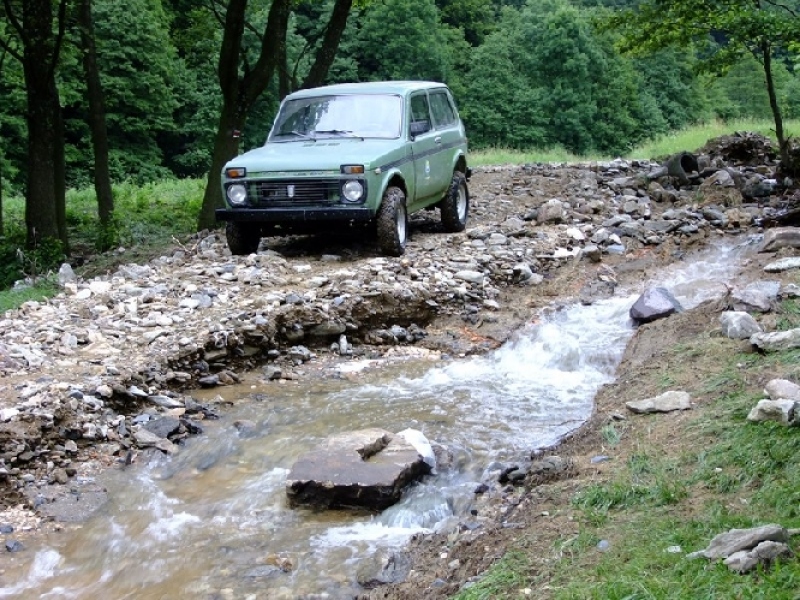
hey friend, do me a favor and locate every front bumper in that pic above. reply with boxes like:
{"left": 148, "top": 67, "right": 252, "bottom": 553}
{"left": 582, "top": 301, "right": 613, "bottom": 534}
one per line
{"left": 216, "top": 207, "right": 375, "bottom": 223}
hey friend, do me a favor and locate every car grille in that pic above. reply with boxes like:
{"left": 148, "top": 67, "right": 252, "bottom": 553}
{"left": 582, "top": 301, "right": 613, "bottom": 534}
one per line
{"left": 248, "top": 178, "right": 340, "bottom": 207}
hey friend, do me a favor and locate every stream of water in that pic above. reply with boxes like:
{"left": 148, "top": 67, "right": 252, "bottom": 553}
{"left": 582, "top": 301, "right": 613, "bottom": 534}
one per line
{"left": 0, "top": 238, "right": 758, "bottom": 599}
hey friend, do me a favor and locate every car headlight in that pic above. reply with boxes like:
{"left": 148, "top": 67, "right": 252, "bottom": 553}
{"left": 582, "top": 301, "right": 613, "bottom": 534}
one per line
{"left": 342, "top": 180, "right": 364, "bottom": 203}
{"left": 226, "top": 184, "right": 248, "bottom": 205}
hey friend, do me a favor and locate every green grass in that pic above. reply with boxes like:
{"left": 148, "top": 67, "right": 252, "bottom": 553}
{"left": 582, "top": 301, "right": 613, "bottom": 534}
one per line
{"left": 0, "top": 282, "right": 59, "bottom": 313}
{"left": 628, "top": 118, "right": 800, "bottom": 161}
{"left": 451, "top": 551, "right": 534, "bottom": 599}
{"left": 0, "top": 177, "right": 204, "bottom": 300}
{"left": 470, "top": 145, "right": 582, "bottom": 167}
{"left": 550, "top": 349, "right": 800, "bottom": 599}
{"left": 470, "top": 118, "right": 800, "bottom": 167}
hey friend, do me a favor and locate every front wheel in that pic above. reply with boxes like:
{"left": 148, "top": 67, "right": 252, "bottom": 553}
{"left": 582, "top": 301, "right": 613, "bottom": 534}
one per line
{"left": 376, "top": 186, "right": 408, "bottom": 256}
{"left": 225, "top": 222, "right": 261, "bottom": 255}
{"left": 440, "top": 171, "right": 469, "bottom": 232}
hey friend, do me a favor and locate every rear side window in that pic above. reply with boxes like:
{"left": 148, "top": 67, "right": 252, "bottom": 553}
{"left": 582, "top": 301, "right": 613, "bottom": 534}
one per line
{"left": 409, "top": 94, "right": 431, "bottom": 130}
{"left": 429, "top": 91, "right": 457, "bottom": 129}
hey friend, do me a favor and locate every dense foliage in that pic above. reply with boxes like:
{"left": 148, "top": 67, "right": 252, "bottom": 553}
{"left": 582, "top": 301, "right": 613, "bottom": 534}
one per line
{"left": 1, "top": 0, "right": 800, "bottom": 275}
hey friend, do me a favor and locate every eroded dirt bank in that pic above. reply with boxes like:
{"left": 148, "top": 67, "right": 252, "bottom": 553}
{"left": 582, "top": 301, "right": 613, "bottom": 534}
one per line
{"left": 0, "top": 139, "right": 798, "bottom": 595}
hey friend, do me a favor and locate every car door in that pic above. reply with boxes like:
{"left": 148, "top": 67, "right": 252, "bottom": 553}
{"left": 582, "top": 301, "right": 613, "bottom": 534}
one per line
{"left": 428, "top": 89, "right": 462, "bottom": 195}
{"left": 408, "top": 91, "right": 440, "bottom": 208}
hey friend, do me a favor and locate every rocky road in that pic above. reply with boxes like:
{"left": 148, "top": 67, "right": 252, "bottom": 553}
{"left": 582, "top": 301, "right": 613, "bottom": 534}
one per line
{"left": 0, "top": 135, "right": 793, "bottom": 529}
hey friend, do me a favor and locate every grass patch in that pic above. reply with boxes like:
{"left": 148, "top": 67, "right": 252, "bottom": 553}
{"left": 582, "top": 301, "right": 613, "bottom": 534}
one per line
{"left": 0, "top": 282, "right": 59, "bottom": 313}
{"left": 546, "top": 304, "right": 800, "bottom": 600}
{"left": 469, "top": 146, "right": 583, "bottom": 166}
{"left": 627, "top": 118, "right": 800, "bottom": 161}
{"left": 0, "top": 178, "right": 204, "bottom": 294}
{"left": 470, "top": 119, "right": 800, "bottom": 167}
{"left": 451, "top": 550, "right": 534, "bottom": 599}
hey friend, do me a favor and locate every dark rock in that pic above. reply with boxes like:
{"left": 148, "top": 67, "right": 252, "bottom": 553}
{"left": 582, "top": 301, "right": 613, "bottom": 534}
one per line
{"left": 498, "top": 465, "right": 521, "bottom": 484}
{"left": 759, "top": 227, "right": 800, "bottom": 252}
{"left": 356, "top": 550, "right": 412, "bottom": 588}
{"left": 243, "top": 565, "right": 283, "bottom": 578}
{"left": 198, "top": 374, "right": 220, "bottom": 387}
{"left": 5, "top": 540, "right": 23, "bottom": 552}
{"left": 286, "top": 428, "right": 430, "bottom": 510}
{"left": 180, "top": 419, "right": 203, "bottom": 435}
{"left": 142, "top": 417, "right": 181, "bottom": 439}
{"left": 0, "top": 524, "right": 13, "bottom": 534}
{"left": 629, "top": 287, "right": 683, "bottom": 324}
{"left": 233, "top": 420, "right": 259, "bottom": 437}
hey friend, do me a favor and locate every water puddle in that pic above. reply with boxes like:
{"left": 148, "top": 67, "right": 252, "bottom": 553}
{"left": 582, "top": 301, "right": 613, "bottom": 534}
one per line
{"left": 0, "top": 237, "right": 760, "bottom": 599}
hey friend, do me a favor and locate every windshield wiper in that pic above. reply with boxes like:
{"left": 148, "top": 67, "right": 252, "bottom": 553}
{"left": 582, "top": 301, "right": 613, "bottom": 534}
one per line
{"left": 313, "top": 129, "right": 363, "bottom": 140}
{"left": 273, "top": 130, "right": 316, "bottom": 141}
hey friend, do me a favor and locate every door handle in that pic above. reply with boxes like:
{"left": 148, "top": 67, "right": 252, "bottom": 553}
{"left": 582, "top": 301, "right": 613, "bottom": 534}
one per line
{"left": 434, "top": 136, "right": 442, "bottom": 144}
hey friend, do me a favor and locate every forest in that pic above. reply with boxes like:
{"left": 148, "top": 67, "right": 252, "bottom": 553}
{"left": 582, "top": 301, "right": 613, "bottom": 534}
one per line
{"left": 1, "top": 0, "right": 800, "bottom": 261}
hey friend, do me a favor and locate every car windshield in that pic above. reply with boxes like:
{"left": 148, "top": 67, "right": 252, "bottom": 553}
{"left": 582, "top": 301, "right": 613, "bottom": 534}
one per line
{"left": 269, "top": 94, "right": 402, "bottom": 141}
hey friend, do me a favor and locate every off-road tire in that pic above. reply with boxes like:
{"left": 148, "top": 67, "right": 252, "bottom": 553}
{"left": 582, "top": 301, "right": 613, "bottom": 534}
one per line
{"left": 440, "top": 171, "right": 469, "bottom": 232}
{"left": 376, "top": 186, "right": 408, "bottom": 256}
{"left": 225, "top": 221, "right": 261, "bottom": 255}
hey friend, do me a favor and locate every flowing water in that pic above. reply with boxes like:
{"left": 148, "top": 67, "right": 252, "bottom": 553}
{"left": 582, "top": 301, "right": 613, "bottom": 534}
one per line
{"left": 0, "top": 238, "right": 760, "bottom": 599}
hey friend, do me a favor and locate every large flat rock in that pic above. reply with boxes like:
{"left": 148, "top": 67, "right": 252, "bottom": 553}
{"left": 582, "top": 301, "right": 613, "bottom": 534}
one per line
{"left": 286, "top": 428, "right": 430, "bottom": 510}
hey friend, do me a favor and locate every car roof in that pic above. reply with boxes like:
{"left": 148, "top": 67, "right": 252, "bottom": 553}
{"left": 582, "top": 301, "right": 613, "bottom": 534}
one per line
{"left": 283, "top": 81, "right": 448, "bottom": 100}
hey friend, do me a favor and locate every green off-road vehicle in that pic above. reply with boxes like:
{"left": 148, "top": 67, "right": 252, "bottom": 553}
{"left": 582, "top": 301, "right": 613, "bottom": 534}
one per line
{"left": 216, "top": 81, "right": 470, "bottom": 256}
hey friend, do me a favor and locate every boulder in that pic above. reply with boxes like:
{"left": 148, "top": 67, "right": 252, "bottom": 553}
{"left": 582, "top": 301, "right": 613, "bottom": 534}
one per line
{"left": 719, "top": 311, "right": 762, "bottom": 340}
{"left": 687, "top": 524, "right": 789, "bottom": 560}
{"left": 764, "top": 257, "right": 800, "bottom": 273}
{"left": 629, "top": 287, "right": 683, "bottom": 325}
{"left": 723, "top": 541, "right": 793, "bottom": 574}
{"left": 764, "top": 378, "right": 800, "bottom": 402}
{"left": 750, "top": 328, "right": 800, "bottom": 352}
{"left": 759, "top": 227, "right": 800, "bottom": 252}
{"left": 746, "top": 399, "right": 798, "bottom": 425}
{"left": 537, "top": 199, "right": 566, "bottom": 224}
{"left": 626, "top": 390, "right": 692, "bottom": 414}
{"left": 286, "top": 428, "right": 430, "bottom": 510}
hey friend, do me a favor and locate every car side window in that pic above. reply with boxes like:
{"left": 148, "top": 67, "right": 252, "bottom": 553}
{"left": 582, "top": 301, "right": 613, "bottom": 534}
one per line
{"left": 409, "top": 93, "right": 432, "bottom": 136}
{"left": 429, "top": 91, "right": 456, "bottom": 129}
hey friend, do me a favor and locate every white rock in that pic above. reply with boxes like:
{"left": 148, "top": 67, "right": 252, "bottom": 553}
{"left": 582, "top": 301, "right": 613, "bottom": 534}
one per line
{"left": 397, "top": 428, "right": 436, "bottom": 471}
{"left": 626, "top": 390, "right": 692, "bottom": 414}
{"left": 764, "top": 257, "right": 800, "bottom": 273}
{"left": 0, "top": 408, "right": 19, "bottom": 422}
{"left": 764, "top": 378, "right": 800, "bottom": 401}
{"left": 746, "top": 399, "right": 798, "bottom": 425}
{"left": 89, "top": 281, "right": 112, "bottom": 295}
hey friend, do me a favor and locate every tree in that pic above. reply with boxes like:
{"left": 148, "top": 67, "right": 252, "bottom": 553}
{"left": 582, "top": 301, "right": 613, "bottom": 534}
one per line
{"left": 196, "top": 0, "right": 354, "bottom": 231}
{"left": 462, "top": 0, "right": 654, "bottom": 155}
{"left": 357, "top": 0, "right": 451, "bottom": 82}
{"left": 604, "top": 0, "right": 800, "bottom": 173}
{"left": 0, "top": 0, "right": 69, "bottom": 250}
{"left": 78, "top": 0, "right": 115, "bottom": 249}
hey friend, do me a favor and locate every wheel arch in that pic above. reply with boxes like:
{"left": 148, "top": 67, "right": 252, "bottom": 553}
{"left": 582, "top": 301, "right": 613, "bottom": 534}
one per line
{"left": 452, "top": 152, "right": 468, "bottom": 176}
{"left": 380, "top": 170, "right": 408, "bottom": 200}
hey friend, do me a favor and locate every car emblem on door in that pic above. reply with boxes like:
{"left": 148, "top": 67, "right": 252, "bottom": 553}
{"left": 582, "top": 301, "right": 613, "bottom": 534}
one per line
{"left": 287, "top": 184, "right": 295, "bottom": 198}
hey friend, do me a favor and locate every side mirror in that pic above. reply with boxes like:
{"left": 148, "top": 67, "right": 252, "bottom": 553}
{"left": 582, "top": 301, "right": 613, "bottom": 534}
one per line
{"left": 410, "top": 120, "right": 431, "bottom": 137}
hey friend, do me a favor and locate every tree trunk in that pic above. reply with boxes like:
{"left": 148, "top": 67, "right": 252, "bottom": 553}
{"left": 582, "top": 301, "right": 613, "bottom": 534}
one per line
{"left": 79, "top": 0, "right": 115, "bottom": 247}
{"left": 762, "top": 41, "right": 791, "bottom": 172}
{"left": 301, "top": 0, "right": 353, "bottom": 90}
{"left": 21, "top": 0, "right": 64, "bottom": 249}
{"left": 197, "top": 103, "right": 243, "bottom": 230}
{"left": 197, "top": 0, "right": 291, "bottom": 231}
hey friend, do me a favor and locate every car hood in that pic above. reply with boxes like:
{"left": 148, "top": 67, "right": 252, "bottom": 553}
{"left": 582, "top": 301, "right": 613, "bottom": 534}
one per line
{"left": 225, "top": 139, "right": 405, "bottom": 174}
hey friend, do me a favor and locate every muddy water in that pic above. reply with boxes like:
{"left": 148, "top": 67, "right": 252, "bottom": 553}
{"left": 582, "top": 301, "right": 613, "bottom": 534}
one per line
{"left": 0, "top": 239, "right": 756, "bottom": 599}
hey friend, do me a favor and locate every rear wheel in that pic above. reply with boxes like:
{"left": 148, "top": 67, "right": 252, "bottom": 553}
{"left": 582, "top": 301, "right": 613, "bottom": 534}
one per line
{"left": 440, "top": 171, "right": 469, "bottom": 232}
{"left": 225, "top": 222, "right": 261, "bottom": 255}
{"left": 376, "top": 186, "right": 408, "bottom": 256}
